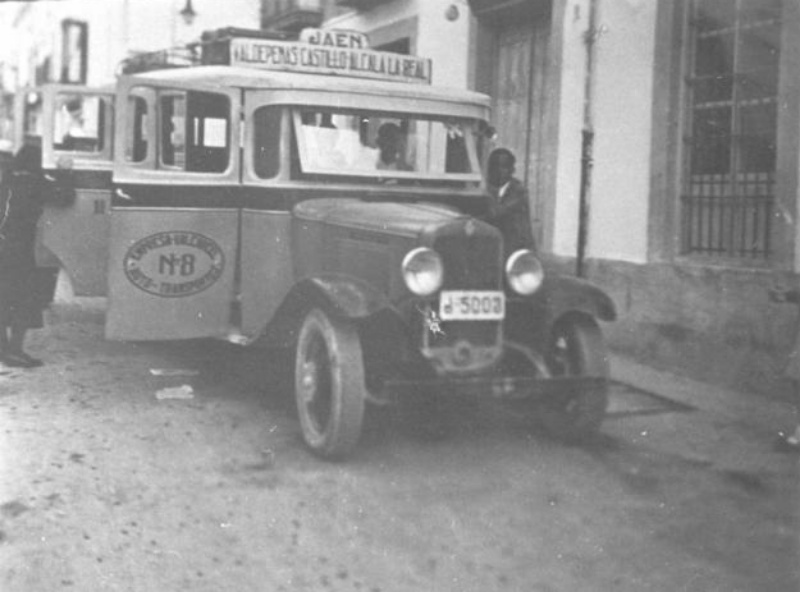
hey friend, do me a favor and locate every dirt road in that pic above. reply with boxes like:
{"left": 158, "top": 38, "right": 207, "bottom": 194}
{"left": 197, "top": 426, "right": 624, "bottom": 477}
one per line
{"left": 1, "top": 299, "right": 798, "bottom": 591}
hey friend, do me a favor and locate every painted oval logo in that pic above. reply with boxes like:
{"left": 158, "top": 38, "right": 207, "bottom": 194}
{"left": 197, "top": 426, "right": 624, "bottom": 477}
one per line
{"left": 123, "top": 231, "right": 225, "bottom": 298}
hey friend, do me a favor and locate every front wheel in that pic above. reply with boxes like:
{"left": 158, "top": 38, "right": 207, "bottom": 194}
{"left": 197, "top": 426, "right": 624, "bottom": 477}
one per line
{"left": 295, "top": 308, "right": 366, "bottom": 460}
{"left": 537, "top": 315, "right": 609, "bottom": 441}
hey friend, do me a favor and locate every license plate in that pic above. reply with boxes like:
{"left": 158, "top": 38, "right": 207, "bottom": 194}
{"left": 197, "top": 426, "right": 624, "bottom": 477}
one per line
{"left": 439, "top": 291, "right": 505, "bottom": 321}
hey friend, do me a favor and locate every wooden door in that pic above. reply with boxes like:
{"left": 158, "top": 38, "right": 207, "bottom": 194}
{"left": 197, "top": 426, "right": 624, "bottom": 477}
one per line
{"left": 493, "top": 26, "right": 532, "bottom": 166}
{"left": 491, "top": 20, "right": 550, "bottom": 246}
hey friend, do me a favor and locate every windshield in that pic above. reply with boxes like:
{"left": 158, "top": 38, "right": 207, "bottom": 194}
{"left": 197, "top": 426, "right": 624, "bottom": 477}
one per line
{"left": 291, "top": 108, "right": 483, "bottom": 182}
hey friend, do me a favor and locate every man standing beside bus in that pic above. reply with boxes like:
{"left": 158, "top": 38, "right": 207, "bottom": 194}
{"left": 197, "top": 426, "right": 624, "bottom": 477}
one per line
{"left": 483, "top": 147, "right": 535, "bottom": 255}
{"left": 0, "top": 144, "right": 68, "bottom": 368}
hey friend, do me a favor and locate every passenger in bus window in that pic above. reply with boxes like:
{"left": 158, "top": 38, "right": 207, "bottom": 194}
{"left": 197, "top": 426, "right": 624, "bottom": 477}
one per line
{"left": 60, "top": 98, "right": 93, "bottom": 152}
{"left": 483, "top": 148, "right": 535, "bottom": 255}
{"left": 0, "top": 144, "right": 71, "bottom": 368}
{"left": 375, "top": 122, "right": 411, "bottom": 171}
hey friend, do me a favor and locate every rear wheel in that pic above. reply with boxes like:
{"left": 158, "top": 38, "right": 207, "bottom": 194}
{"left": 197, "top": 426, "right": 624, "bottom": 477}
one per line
{"left": 295, "top": 308, "right": 366, "bottom": 460}
{"left": 537, "top": 315, "right": 609, "bottom": 441}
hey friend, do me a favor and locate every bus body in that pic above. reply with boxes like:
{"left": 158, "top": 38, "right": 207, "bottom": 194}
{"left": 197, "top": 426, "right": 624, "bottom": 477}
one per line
{"left": 35, "top": 30, "right": 616, "bottom": 459}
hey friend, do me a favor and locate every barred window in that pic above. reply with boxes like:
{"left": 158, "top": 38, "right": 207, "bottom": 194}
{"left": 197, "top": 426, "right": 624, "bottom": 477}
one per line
{"left": 681, "top": 0, "right": 781, "bottom": 259}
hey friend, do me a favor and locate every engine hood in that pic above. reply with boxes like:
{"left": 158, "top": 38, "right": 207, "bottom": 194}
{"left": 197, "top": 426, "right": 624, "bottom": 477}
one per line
{"left": 293, "top": 198, "right": 470, "bottom": 238}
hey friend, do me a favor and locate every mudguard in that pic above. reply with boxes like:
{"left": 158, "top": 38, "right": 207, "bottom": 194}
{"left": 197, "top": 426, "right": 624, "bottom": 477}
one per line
{"left": 504, "top": 274, "right": 616, "bottom": 349}
{"left": 259, "top": 274, "right": 394, "bottom": 348}
{"left": 541, "top": 275, "right": 617, "bottom": 322}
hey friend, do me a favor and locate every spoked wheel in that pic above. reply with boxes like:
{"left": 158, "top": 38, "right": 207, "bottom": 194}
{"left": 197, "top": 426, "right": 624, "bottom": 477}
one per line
{"left": 538, "top": 315, "right": 609, "bottom": 441}
{"left": 295, "top": 308, "right": 366, "bottom": 460}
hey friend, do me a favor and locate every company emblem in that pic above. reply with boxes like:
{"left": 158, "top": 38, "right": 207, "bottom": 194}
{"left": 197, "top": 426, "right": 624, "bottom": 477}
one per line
{"left": 417, "top": 304, "right": 445, "bottom": 337}
{"left": 123, "top": 231, "right": 225, "bottom": 298}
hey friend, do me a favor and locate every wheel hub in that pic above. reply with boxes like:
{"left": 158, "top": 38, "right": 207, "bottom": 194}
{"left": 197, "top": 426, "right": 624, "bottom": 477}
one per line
{"left": 299, "top": 361, "right": 317, "bottom": 402}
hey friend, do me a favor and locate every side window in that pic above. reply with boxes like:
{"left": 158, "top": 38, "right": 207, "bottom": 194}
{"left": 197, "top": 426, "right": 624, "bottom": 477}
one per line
{"left": 186, "top": 92, "right": 229, "bottom": 173}
{"left": 445, "top": 124, "right": 470, "bottom": 173}
{"left": 159, "top": 91, "right": 230, "bottom": 173}
{"left": 125, "top": 95, "right": 148, "bottom": 163}
{"left": 160, "top": 93, "right": 186, "bottom": 169}
{"left": 54, "top": 93, "right": 107, "bottom": 153}
{"left": 253, "top": 106, "right": 281, "bottom": 179}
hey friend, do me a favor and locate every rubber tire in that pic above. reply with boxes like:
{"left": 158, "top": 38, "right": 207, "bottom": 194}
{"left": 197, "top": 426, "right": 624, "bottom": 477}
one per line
{"left": 537, "top": 315, "right": 609, "bottom": 441}
{"left": 295, "top": 308, "right": 366, "bottom": 460}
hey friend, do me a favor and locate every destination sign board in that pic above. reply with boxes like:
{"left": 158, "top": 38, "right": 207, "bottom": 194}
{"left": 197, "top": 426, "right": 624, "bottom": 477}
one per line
{"left": 228, "top": 36, "right": 432, "bottom": 85}
{"left": 299, "top": 28, "right": 370, "bottom": 49}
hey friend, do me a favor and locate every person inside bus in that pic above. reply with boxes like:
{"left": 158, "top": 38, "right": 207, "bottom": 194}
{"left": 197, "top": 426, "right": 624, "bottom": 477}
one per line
{"left": 375, "top": 122, "right": 411, "bottom": 171}
{"left": 483, "top": 147, "right": 535, "bottom": 256}
{"left": 0, "top": 143, "right": 69, "bottom": 368}
{"left": 60, "top": 97, "right": 92, "bottom": 152}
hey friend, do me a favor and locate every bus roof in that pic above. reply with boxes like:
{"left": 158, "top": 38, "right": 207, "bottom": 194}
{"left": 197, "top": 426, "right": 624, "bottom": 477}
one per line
{"left": 121, "top": 65, "right": 491, "bottom": 110}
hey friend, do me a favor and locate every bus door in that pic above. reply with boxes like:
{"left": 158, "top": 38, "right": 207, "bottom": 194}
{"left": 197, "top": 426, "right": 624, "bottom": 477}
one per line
{"left": 105, "top": 84, "right": 241, "bottom": 341}
{"left": 237, "top": 98, "right": 293, "bottom": 342}
{"left": 39, "top": 85, "right": 115, "bottom": 296}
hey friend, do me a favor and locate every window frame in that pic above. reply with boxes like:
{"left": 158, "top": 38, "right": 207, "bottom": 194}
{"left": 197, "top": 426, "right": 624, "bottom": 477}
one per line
{"left": 251, "top": 105, "right": 283, "bottom": 180}
{"left": 290, "top": 107, "right": 482, "bottom": 182}
{"left": 679, "top": 0, "right": 782, "bottom": 262}
{"left": 41, "top": 84, "right": 115, "bottom": 171}
{"left": 114, "top": 79, "right": 240, "bottom": 186}
{"left": 648, "top": 0, "right": 799, "bottom": 269}
{"left": 124, "top": 92, "right": 151, "bottom": 165}
{"left": 240, "top": 88, "right": 490, "bottom": 195}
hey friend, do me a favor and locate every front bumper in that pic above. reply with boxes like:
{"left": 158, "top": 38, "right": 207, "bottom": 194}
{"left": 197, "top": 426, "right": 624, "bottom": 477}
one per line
{"left": 377, "top": 375, "right": 608, "bottom": 402}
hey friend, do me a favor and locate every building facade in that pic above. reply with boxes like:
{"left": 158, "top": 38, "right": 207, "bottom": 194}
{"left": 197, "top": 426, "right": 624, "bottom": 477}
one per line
{"left": 326, "top": 0, "right": 800, "bottom": 398}
{"left": 0, "top": 0, "right": 797, "bottom": 397}
{"left": 0, "top": 0, "right": 263, "bottom": 149}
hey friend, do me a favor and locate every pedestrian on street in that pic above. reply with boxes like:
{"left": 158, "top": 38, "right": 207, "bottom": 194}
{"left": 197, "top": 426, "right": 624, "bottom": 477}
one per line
{"left": 0, "top": 144, "right": 69, "bottom": 368}
{"left": 769, "top": 285, "right": 800, "bottom": 451}
{"left": 483, "top": 147, "right": 535, "bottom": 256}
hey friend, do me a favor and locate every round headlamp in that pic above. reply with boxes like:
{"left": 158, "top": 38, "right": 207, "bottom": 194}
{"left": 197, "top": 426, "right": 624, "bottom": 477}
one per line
{"left": 402, "top": 247, "right": 444, "bottom": 296}
{"left": 505, "top": 250, "right": 544, "bottom": 295}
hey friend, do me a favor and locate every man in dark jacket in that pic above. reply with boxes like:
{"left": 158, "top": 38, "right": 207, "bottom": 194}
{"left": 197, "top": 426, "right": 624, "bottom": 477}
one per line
{"left": 0, "top": 144, "right": 66, "bottom": 367}
{"left": 484, "top": 148, "right": 535, "bottom": 256}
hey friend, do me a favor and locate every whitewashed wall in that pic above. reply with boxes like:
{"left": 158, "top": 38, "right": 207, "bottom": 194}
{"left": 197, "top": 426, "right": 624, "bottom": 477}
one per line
{"left": 551, "top": 0, "right": 591, "bottom": 259}
{"left": 551, "top": 0, "right": 656, "bottom": 262}
{"left": 326, "top": 0, "right": 471, "bottom": 89}
{"left": 586, "top": 0, "right": 655, "bottom": 263}
{"left": 0, "top": 0, "right": 262, "bottom": 88}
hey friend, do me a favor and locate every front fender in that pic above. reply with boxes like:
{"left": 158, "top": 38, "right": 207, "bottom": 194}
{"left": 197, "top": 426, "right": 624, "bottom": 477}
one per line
{"left": 259, "top": 274, "right": 394, "bottom": 348}
{"left": 302, "top": 275, "right": 393, "bottom": 319}
{"left": 540, "top": 275, "right": 617, "bottom": 322}
{"left": 505, "top": 274, "right": 616, "bottom": 349}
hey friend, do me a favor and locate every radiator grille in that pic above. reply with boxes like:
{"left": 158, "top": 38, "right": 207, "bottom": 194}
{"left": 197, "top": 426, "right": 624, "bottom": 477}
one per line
{"left": 434, "top": 234, "right": 501, "bottom": 290}
{"left": 426, "top": 231, "right": 503, "bottom": 359}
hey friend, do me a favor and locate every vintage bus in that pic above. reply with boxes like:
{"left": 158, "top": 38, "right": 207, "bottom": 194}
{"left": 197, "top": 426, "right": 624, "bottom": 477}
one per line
{"left": 35, "top": 28, "right": 616, "bottom": 459}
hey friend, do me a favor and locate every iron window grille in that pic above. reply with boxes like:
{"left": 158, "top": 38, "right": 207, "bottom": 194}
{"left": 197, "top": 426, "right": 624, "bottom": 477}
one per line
{"left": 681, "top": 0, "right": 781, "bottom": 260}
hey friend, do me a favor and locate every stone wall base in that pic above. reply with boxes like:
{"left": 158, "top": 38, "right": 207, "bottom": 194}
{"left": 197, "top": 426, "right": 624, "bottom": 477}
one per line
{"left": 544, "top": 255, "right": 799, "bottom": 403}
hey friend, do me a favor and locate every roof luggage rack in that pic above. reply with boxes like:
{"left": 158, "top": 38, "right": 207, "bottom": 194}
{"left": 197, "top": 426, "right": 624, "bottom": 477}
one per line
{"left": 118, "top": 46, "right": 201, "bottom": 75}
{"left": 199, "top": 27, "right": 293, "bottom": 67}
{"left": 117, "top": 27, "right": 293, "bottom": 75}
{"left": 116, "top": 26, "right": 432, "bottom": 85}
